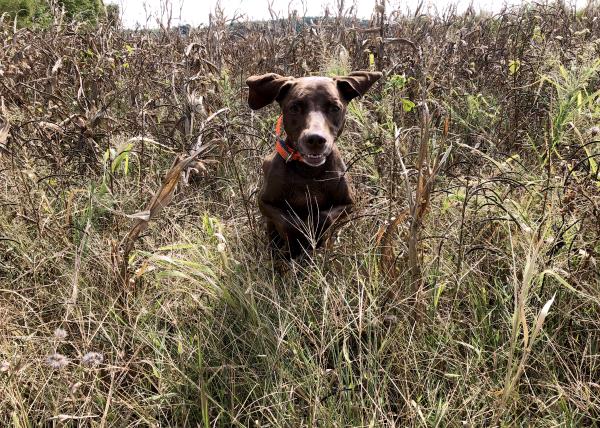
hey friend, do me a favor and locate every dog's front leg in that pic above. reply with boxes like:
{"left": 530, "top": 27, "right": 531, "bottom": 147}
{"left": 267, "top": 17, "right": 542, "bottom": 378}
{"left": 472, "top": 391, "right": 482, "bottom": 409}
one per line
{"left": 259, "top": 199, "right": 308, "bottom": 257}
{"left": 258, "top": 199, "right": 297, "bottom": 241}
{"left": 317, "top": 203, "right": 353, "bottom": 235}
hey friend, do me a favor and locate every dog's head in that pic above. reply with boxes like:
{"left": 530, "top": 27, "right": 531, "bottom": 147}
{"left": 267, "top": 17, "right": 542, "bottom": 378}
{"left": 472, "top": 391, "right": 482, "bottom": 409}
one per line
{"left": 247, "top": 71, "right": 382, "bottom": 167}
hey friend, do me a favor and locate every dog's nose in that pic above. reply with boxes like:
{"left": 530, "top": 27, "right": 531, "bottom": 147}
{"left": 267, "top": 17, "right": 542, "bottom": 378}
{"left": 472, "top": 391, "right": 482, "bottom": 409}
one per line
{"left": 305, "top": 133, "right": 326, "bottom": 147}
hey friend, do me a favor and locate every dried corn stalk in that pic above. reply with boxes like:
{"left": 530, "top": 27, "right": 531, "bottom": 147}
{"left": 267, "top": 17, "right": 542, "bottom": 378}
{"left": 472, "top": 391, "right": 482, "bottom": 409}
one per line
{"left": 117, "top": 108, "right": 229, "bottom": 285}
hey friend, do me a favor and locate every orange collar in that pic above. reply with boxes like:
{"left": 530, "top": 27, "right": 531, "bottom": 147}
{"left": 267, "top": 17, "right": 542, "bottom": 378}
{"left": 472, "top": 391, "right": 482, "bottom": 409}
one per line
{"left": 274, "top": 115, "right": 303, "bottom": 162}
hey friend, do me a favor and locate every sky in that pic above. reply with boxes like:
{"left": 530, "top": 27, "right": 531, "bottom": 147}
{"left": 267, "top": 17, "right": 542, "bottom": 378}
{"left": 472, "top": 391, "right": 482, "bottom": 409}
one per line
{"left": 112, "top": 0, "right": 578, "bottom": 28}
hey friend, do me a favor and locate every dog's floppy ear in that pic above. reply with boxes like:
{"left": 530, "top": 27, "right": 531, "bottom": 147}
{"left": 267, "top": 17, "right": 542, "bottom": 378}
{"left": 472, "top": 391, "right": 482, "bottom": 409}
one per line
{"left": 335, "top": 71, "right": 382, "bottom": 102}
{"left": 246, "top": 73, "right": 294, "bottom": 110}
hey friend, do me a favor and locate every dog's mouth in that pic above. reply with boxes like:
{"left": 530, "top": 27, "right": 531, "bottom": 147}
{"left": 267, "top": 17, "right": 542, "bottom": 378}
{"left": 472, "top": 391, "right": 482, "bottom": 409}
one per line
{"left": 301, "top": 152, "right": 327, "bottom": 167}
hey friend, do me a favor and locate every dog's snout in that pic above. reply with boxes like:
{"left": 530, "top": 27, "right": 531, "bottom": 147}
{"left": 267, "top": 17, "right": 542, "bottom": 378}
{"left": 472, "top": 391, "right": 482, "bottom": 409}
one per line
{"left": 305, "top": 133, "right": 327, "bottom": 147}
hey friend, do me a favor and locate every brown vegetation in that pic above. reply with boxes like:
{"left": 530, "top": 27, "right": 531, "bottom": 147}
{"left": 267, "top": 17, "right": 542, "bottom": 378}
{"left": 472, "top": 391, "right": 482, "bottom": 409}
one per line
{"left": 0, "top": 2, "right": 599, "bottom": 425}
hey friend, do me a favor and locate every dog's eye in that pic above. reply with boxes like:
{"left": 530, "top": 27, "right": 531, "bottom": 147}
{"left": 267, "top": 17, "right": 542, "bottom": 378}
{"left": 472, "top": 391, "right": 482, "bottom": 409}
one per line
{"left": 289, "top": 103, "right": 302, "bottom": 114}
{"left": 329, "top": 104, "right": 341, "bottom": 113}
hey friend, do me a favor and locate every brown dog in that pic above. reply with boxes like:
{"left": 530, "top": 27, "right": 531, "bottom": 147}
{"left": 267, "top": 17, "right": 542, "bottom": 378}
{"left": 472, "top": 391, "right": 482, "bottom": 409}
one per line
{"left": 247, "top": 71, "right": 382, "bottom": 257}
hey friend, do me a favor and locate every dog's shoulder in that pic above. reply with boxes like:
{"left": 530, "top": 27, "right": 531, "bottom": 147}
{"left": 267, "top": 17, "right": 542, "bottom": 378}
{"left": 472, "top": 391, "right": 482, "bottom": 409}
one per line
{"left": 261, "top": 151, "right": 285, "bottom": 178}
{"left": 259, "top": 152, "right": 288, "bottom": 202}
{"left": 327, "top": 146, "right": 347, "bottom": 170}
{"left": 324, "top": 147, "right": 355, "bottom": 201}
{"left": 261, "top": 151, "right": 275, "bottom": 174}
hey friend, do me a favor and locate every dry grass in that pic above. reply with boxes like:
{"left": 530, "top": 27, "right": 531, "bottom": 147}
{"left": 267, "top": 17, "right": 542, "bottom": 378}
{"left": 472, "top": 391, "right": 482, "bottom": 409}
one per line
{"left": 0, "top": 1, "right": 599, "bottom": 426}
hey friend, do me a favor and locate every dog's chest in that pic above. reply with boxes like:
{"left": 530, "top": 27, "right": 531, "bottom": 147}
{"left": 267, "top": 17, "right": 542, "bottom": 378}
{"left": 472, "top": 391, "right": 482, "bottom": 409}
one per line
{"left": 283, "top": 176, "right": 336, "bottom": 212}
{"left": 286, "top": 186, "right": 324, "bottom": 209}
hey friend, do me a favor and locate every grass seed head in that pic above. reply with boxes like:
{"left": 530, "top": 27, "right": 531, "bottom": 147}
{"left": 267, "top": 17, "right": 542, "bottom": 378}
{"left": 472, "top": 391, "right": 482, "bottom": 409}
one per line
{"left": 81, "top": 352, "right": 104, "bottom": 367}
{"left": 46, "top": 353, "right": 69, "bottom": 370}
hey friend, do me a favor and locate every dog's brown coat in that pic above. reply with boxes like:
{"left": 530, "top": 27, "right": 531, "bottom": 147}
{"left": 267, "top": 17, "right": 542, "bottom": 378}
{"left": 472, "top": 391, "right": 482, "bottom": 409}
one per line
{"left": 247, "top": 71, "right": 381, "bottom": 256}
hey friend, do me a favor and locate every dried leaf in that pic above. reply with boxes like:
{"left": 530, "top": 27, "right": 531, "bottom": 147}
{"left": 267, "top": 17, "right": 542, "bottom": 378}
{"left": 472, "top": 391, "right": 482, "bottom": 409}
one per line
{"left": 118, "top": 108, "right": 229, "bottom": 285}
{"left": 0, "top": 97, "right": 9, "bottom": 152}
{"left": 39, "top": 121, "right": 65, "bottom": 135}
{"left": 51, "top": 57, "right": 63, "bottom": 74}
{"left": 126, "top": 210, "right": 151, "bottom": 221}
{"left": 377, "top": 210, "right": 409, "bottom": 279}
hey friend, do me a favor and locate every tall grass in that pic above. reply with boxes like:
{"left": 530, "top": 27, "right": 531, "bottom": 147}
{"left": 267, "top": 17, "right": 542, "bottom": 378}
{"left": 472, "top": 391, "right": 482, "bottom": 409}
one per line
{"left": 0, "top": 1, "right": 599, "bottom": 426}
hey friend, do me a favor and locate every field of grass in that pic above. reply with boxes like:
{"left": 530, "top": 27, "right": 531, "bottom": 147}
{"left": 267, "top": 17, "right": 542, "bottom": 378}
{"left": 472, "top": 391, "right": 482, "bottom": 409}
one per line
{"left": 1, "top": 2, "right": 599, "bottom": 426}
